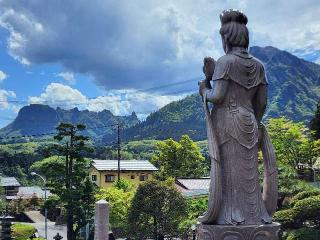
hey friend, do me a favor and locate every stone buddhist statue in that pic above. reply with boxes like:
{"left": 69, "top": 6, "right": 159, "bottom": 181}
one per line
{"left": 197, "top": 9, "right": 280, "bottom": 240}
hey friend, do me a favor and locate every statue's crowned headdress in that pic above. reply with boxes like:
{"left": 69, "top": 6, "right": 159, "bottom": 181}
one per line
{"left": 220, "top": 9, "right": 248, "bottom": 25}
{"left": 219, "top": 9, "right": 249, "bottom": 48}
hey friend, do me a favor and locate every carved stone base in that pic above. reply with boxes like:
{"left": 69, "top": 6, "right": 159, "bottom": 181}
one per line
{"left": 196, "top": 222, "right": 281, "bottom": 240}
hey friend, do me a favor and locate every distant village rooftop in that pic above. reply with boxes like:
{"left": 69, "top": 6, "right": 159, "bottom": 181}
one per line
{"left": 6, "top": 186, "right": 52, "bottom": 200}
{"left": 175, "top": 178, "right": 210, "bottom": 198}
{"left": 176, "top": 178, "right": 210, "bottom": 190}
{"left": 91, "top": 159, "right": 158, "bottom": 171}
{"left": 0, "top": 176, "right": 21, "bottom": 187}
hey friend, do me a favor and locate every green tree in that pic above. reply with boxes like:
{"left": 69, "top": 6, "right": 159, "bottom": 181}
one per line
{"left": 95, "top": 187, "right": 134, "bottom": 231}
{"left": 42, "top": 195, "right": 61, "bottom": 221}
{"left": 267, "top": 117, "right": 320, "bottom": 168}
{"left": 179, "top": 196, "right": 208, "bottom": 236}
{"left": 127, "top": 179, "right": 187, "bottom": 240}
{"left": 0, "top": 142, "right": 48, "bottom": 185}
{"left": 310, "top": 101, "right": 320, "bottom": 140}
{"left": 113, "top": 178, "right": 134, "bottom": 192}
{"left": 31, "top": 123, "right": 96, "bottom": 240}
{"left": 152, "top": 135, "right": 207, "bottom": 179}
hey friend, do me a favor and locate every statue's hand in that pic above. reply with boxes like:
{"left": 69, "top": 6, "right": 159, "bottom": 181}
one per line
{"left": 203, "top": 57, "right": 215, "bottom": 81}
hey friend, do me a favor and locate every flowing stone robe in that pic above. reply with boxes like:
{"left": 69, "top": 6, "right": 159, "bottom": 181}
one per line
{"left": 203, "top": 49, "right": 272, "bottom": 225}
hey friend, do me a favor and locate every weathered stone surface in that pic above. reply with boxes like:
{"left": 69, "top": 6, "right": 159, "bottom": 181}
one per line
{"left": 94, "top": 199, "right": 109, "bottom": 240}
{"left": 197, "top": 223, "right": 281, "bottom": 240}
{"left": 197, "top": 9, "right": 281, "bottom": 240}
{"left": 198, "top": 9, "right": 279, "bottom": 227}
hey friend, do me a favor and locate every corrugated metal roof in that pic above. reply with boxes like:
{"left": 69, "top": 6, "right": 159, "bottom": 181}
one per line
{"left": 91, "top": 160, "right": 158, "bottom": 171}
{"left": 176, "top": 178, "right": 210, "bottom": 190}
{"left": 0, "top": 177, "right": 21, "bottom": 187}
{"left": 6, "top": 186, "right": 52, "bottom": 200}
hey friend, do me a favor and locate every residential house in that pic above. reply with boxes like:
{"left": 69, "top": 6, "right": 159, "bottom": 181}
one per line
{"left": 89, "top": 159, "right": 158, "bottom": 188}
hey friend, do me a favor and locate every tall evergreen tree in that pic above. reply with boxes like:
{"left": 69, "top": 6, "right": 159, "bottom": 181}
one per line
{"left": 31, "top": 123, "right": 96, "bottom": 240}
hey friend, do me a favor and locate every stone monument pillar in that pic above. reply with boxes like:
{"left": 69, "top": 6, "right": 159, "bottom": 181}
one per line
{"left": 94, "top": 200, "right": 109, "bottom": 240}
{"left": 197, "top": 9, "right": 281, "bottom": 240}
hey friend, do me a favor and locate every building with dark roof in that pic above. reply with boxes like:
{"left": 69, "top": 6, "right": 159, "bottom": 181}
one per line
{"left": 0, "top": 176, "right": 21, "bottom": 197}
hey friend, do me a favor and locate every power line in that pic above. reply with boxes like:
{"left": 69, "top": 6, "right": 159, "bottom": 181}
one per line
{"left": 0, "top": 77, "right": 200, "bottom": 105}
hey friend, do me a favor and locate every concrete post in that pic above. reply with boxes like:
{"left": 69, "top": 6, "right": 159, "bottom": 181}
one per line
{"left": 94, "top": 200, "right": 109, "bottom": 240}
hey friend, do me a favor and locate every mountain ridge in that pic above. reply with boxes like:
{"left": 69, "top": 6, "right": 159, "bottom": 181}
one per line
{"left": 0, "top": 104, "right": 139, "bottom": 141}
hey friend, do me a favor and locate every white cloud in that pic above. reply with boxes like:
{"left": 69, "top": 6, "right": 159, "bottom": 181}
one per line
{"left": 28, "top": 83, "right": 87, "bottom": 109}
{"left": 0, "top": 0, "right": 319, "bottom": 90}
{"left": 0, "top": 89, "right": 16, "bottom": 109}
{"left": 86, "top": 89, "right": 187, "bottom": 117}
{"left": 28, "top": 83, "right": 188, "bottom": 118}
{"left": 0, "top": 70, "right": 7, "bottom": 82}
{"left": 57, "top": 72, "right": 76, "bottom": 84}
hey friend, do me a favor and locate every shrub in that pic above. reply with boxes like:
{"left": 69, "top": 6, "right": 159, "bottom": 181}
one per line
{"left": 286, "top": 228, "right": 320, "bottom": 240}
{"left": 273, "top": 209, "right": 297, "bottom": 229}
{"left": 290, "top": 190, "right": 320, "bottom": 206}
{"left": 293, "top": 196, "right": 320, "bottom": 223}
{"left": 12, "top": 223, "right": 37, "bottom": 240}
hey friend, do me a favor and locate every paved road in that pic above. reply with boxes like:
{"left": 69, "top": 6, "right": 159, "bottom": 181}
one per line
{"left": 31, "top": 221, "right": 67, "bottom": 239}
{"left": 23, "top": 211, "right": 67, "bottom": 239}
{"left": 24, "top": 211, "right": 46, "bottom": 223}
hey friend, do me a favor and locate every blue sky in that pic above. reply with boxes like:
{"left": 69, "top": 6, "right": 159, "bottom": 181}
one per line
{"left": 0, "top": 0, "right": 319, "bottom": 127}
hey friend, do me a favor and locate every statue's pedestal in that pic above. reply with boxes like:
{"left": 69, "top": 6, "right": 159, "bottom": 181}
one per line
{"left": 196, "top": 222, "right": 281, "bottom": 240}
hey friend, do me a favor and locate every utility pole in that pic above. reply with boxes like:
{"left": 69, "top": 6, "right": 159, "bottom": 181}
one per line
{"left": 117, "top": 122, "right": 121, "bottom": 182}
